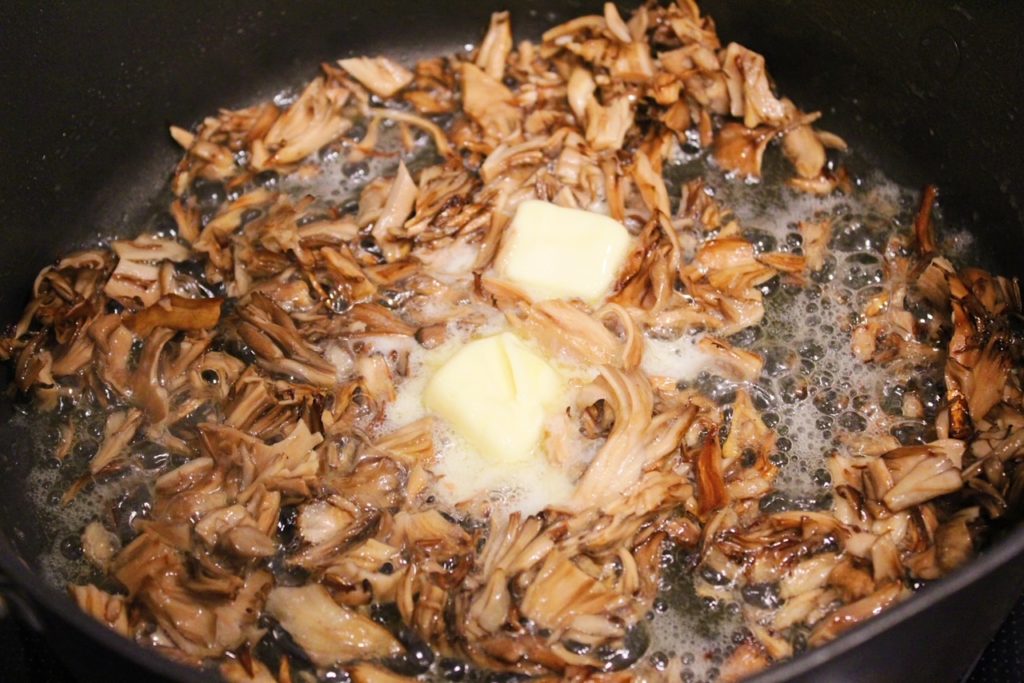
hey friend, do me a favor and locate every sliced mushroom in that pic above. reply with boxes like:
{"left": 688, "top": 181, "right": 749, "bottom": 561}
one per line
{"left": 265, "top": 584, "right": 402, "bottom": 666}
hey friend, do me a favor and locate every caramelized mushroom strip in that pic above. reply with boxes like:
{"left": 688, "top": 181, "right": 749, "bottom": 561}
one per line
{"left": 2, "top": 3, "right": 1022, "bottom": 682}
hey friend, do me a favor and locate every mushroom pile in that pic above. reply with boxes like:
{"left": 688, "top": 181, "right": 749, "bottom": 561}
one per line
{"left": 2, "top": 3, "right": 1022, "bottom": 682}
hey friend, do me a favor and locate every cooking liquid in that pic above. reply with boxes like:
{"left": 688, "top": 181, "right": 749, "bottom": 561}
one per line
{"left": 18, "top": 118, "right": 976, "bottom": 681}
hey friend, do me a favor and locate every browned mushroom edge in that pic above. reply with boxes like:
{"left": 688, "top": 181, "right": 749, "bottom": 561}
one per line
{"left": 2, "top": 3, "right": 1022, "bottom": 682}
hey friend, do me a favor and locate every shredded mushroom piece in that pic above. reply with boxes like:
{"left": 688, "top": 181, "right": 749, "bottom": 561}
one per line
{"left": 338, "top": 56, "right": 415, "bottom": 98}
{"left": 2, "top": 3, "right": 1022, "bottom": 682}
{"left": 265, "top": 585, "right": 403, "bottom": 666}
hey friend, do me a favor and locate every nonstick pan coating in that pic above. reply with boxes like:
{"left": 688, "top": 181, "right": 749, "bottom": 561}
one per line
{"left": 1, "top": 2, "right": 1022, "bottom": 681}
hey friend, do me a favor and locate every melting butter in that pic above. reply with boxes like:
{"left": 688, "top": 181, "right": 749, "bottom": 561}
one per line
{"left": 423, "top": 332, "right": 565, "bottom": 464}
{"left": 495, "top": 200, "right": 632, "bottom": 303}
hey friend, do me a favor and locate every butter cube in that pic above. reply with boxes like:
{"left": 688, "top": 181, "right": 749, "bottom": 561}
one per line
{"left": 496, "top": 200, "right": 632, "bottom": 303}
{"left": 423, "top": 332, "right": 564, "bottom": 464}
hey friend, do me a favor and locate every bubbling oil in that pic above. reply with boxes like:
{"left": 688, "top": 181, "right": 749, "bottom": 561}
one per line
{"left": 281, "top": 114, "right": 443, "bottom": 210}
{"left": 18, "top": 399, "right": 162, "bottom": 590}
{"left": 16, "top": 127, "right": 971, "bottom": 682}
{"left": 641, "top": 161, "right": 975, "bottom": 679}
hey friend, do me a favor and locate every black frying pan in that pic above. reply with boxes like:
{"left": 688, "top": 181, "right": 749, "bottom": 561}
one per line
{"left": 1, "top": 1, "right": 1023, "bottom": 681}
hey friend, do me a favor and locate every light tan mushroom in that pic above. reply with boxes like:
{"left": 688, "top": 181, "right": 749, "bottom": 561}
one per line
{"left": 265, "top": 584, "right": 402, "bottom": 666}
{"left": 5, "top": 4, "right": 1023, "bottom": 680}
{"left": 338, "top": 56, "right": 414, "bottom": 98}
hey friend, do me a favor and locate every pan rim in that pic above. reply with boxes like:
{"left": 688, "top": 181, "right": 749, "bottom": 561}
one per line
{"left": 0, "top": 533, "right": 218, "bottom": 682}
{"left": 0, "top": 2, "right": 1021, "bottom": 678}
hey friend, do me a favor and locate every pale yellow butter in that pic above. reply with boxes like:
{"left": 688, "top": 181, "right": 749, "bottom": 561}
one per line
{"left": 423, "top": 332, "right": 564, "bottom": 464}
{"left": 496, "top": 200, "right": 632, "bottom": 303}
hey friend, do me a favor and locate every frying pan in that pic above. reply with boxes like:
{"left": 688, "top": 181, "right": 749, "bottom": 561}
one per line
{"left": 1, "top": 1, "right": 1023, "bottom": 681}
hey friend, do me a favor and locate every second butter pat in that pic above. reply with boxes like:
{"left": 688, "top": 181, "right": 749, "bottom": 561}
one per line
{"left": 496, "top": 200, "right": 632, "bottom": 303}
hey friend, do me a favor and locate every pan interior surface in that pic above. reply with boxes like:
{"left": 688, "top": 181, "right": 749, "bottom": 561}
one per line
{"left": 0, "top": 2, "right": 1022, "bottom": 682}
